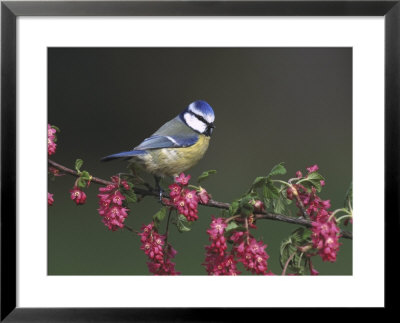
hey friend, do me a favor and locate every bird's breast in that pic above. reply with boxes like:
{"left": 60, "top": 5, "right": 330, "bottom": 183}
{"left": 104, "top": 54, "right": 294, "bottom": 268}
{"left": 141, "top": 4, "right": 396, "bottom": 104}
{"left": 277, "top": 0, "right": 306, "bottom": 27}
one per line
{"left": 143, "top": 135, "right": 211, "bottom": 177}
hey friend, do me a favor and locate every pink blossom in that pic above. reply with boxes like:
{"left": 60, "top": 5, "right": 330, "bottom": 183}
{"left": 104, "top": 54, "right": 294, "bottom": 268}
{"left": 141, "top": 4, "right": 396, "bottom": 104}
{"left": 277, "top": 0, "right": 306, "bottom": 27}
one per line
{"left": 48, "top": 192, "right": 54, "bottom": 206}
{"left": 252, "top": 200, "right": 265, "bottom": 213}
{"left": 138, "top": 222, "right": 180, "bottom": 275}
{"left": 168, "top": 183, "right": 182, "bottom": 198}
{"left": 48, "top": 140, "right": 57, "bottom": 156}
{"left": 296, "top": 170, "right": 303, "bottom": 178}
{"left": 111, "top": 190, "right": 125, "bottom": 206}
{"left": 97, "top": 177, "right": 131, "bottom": 231}
{"left": 197, "top": 187, "right": 211, "bottom": 205}
{"left": 309, "top": 212, "right": 341, "bottom": 262}
{"left": 306, "top": 164, "right": 319, "bottom": 173}
{"left": 49, "top": 167, "right": 64, "bottom": 177}
{"left": 168, "top": 175, "right": 199, "bottom": 222}
{"left": 175, "top": 173, "right": 191, "bottom": 186}
{"left": 48, "top": 124, "right": 56, "bottom": 139}
{"left": 232, "top": 235, "right": 269, "bottom": 275}
{"left": 47, "top": 124, "right": 58, "bottom": 155}
{"left": 203, "top": 217, "right": 240, "bottom": 275}
{"left": 70, "top": 187, "right": 87, "bottom": 205}
{"left": 207, "top": 216, "right": 227, "bottom": 239}
{"left": 287, "top": 172, "right": 341, "bottom": 264}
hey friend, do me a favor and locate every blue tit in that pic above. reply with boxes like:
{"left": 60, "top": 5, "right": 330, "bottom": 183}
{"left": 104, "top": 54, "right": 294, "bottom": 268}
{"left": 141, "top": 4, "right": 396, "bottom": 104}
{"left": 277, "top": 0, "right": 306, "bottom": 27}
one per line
{"left": 102, "top": 100, "right": 215, "bottom": 197}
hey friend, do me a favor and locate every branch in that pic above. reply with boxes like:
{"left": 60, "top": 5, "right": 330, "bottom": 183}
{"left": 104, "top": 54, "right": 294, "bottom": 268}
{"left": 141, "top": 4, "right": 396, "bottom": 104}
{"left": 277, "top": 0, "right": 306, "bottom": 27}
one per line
{"left": 48, "top": 159, "right": 352, "bottom": 239}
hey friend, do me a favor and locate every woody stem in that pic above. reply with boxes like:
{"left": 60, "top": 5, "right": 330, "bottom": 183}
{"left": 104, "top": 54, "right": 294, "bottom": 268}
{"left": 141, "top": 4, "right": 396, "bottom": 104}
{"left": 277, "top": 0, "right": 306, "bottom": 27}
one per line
{"left": 48, "top": 159, "right": 352, "bottom": 240}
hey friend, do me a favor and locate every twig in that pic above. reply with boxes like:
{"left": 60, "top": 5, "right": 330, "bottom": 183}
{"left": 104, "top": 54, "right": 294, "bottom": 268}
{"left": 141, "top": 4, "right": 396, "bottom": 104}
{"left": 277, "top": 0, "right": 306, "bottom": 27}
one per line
{"left": 282, "top": 251, "right": 297, "bottom": 276}
{"left": 48, "top": 159, "right": 352, "bottom": 240}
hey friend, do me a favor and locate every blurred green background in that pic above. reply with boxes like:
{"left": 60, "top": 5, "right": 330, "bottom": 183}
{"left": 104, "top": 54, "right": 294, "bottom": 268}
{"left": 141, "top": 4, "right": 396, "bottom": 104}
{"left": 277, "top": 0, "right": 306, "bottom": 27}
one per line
{"left": 48, "top": 48, "right": 352, "bottom": 275}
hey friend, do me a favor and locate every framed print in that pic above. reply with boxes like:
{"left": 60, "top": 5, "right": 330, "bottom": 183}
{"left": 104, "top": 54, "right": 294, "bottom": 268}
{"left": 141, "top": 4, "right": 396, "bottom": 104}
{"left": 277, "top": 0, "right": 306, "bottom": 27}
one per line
{"left": 1, "top": 0, "right": 397, "bottom": 320}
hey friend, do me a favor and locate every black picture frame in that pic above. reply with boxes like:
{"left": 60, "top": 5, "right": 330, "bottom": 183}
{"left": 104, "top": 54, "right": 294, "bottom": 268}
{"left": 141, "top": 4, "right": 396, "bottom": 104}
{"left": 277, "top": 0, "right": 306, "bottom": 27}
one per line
{"left": 1, "top": 0, "right": 397, "bottom": 320}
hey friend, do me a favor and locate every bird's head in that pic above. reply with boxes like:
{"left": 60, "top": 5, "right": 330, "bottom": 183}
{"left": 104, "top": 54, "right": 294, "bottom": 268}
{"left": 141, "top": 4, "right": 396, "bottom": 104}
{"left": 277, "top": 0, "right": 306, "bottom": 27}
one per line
{"left": 180, "top": 100, "right": 215, "bottom": 136}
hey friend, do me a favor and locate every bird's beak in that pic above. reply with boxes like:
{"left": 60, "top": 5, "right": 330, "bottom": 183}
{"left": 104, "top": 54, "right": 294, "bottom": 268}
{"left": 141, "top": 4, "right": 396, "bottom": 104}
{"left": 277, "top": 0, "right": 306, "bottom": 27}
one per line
{"left": 210, "top": 123, "right": 215, "bottom": 129}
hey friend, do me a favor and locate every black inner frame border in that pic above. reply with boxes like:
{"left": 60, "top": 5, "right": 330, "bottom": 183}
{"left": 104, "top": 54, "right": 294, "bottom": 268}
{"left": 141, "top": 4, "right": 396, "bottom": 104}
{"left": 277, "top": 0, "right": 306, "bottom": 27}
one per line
{"left": 1, "top": 1, "right": 398, "bottom": 321}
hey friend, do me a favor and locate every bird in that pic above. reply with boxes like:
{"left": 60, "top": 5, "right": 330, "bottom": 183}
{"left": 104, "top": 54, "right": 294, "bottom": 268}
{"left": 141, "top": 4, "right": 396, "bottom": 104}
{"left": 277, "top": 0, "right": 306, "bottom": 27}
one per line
{"left": 101, "top": 100, "right": 215, "bottom": 199}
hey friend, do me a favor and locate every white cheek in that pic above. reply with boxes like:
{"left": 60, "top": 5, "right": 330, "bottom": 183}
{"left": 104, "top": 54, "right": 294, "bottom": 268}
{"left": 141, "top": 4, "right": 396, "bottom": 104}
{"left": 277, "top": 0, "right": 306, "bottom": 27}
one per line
{"left": 184, "top": 113, "right": 207, "bottom": 133}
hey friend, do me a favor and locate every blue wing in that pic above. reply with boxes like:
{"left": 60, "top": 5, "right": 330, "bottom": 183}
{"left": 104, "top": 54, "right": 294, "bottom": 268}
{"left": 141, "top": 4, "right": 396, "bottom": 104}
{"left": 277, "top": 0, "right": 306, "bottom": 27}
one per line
{"left": 134, "top": 134, "right": 198, "bottom": 150}
{"left": 101, "top": 116, "right": 198, "bottom": 162}
{"left": 134, "top": 116, "right": 199, "bottom": 150}
{"left": 101, "top": 150, "right": 147, "bottom": 162}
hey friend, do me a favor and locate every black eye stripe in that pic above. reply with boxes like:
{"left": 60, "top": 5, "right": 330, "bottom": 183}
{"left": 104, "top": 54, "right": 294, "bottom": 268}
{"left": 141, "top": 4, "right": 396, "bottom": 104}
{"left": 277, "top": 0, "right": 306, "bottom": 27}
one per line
{"left": 190, "top": 112, "right": 210, "bottom": 126}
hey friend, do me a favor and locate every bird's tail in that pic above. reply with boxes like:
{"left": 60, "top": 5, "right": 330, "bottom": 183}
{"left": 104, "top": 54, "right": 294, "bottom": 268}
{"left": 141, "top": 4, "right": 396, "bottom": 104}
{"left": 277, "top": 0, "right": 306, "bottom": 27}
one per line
{"left": 101, "top": 150, "right": 147, "bottom": 162}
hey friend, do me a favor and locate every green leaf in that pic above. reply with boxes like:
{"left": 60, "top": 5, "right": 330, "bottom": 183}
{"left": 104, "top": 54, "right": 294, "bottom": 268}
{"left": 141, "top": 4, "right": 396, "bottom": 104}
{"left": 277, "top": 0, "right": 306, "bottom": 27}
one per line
{"left": 76, "top": 177, "right": 86, "bottom": 188}
{"left": 301, "top": 228, "right": 312, "bottom": 241}
{"left": 279, "top": 228, "right": 313, "bottom": 274}
{"left": 240, "top": 204, "right": 253, "bottom": 217}
{"left": 80, "top": 170, "right": 91, "bottom": 181}
{"left": 220, "top": 209, "right": 229, "bottom": 217}
{"left": 262, "top": 180, "right": 280, "bottom": 199}
{"left": 153, "top": 207, "right": 167, "bottom": 230}
{"left": 229, "top": 200, "right": 240, "bottom": 216}
{"left": 197, "top": 170, "right": 217, "bottom": 183}
{"left": 252, "top": 176, "right": 268, "bottom": 189}
{"left": 225, "top": 221, "right": 239, "bottom": 233}
{"left": 301, "top": 179, "right": 322, "bottom": 192}
{"left": 280, "top": 236, "right": 296, "bottom": 268}
{"left": 126, "top": 181, "right": 134, "bottom": 190}
{"left": 238, "top": 195, "right": 254, "bottom": 217}
{"left": 75, "top": 159, "right": 83, "bottom": 173}
{"left": 280, "top": 188, "right": 292, "bottom": 205}
{"left": 300, "top": 172, "right": 325, "bottom": 192}
{"left": 124, "top": 188, "right": 137, "bottom": 204}
{"left": 290, "top": 228, "right": 311, "bottom": 245}
{"left": 176, "top": 214, "right": 191, "bottom": 232}
{"left": 273, "top": 198, "right": 285, "bottom": 214}
{"left": 267, "top": 162, "right": 287, "bottom": 178}
{"left": 306, "top": 172, "right": 324, "bottom": 181}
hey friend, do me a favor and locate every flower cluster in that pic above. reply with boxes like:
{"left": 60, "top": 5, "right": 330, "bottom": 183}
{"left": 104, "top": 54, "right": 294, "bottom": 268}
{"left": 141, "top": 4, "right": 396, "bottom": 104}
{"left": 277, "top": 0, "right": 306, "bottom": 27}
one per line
{"left": 48, "top": 124, "right": 57, "bottom": 155}
{"left": 70, "top": 187, "right": 87, "bottom": 205}
{"left": 48, "top": 192, "right": 54, "bottom": 206}
{"left": 203, "top": 217, "right": 239, "bottom": 275}
{"left": 203, "top": 216, "right": 269, "bottom": 275}
{"left": 311, "top": 220, "right": 341, "bottom": 262}
{"left": 287, "top": 165, "right": 341, "bottom": 262}
{"left": 168, "top": 173, "right": 199, "bottom": 221}
{"left": 138, "top": 222, "right": 179, "bottom": 275}
{"left": 97, "top": 176, "right": 130, "bottom": 231}
{"left": 231, "top": 231, "right": 269, "bottom": 275}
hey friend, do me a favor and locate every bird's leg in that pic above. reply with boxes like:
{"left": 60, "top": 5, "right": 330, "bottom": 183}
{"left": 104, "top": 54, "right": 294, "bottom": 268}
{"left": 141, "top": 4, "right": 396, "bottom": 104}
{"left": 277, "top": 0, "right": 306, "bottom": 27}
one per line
{"left": 154, "top": 175, "right": 163, "bottom": 202}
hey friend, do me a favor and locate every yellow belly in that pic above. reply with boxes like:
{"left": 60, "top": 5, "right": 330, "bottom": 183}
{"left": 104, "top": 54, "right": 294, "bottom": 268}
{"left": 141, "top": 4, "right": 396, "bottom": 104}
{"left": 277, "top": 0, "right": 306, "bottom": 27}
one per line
{"left": 134, "top": 135, "right": 211, "bottom": 177}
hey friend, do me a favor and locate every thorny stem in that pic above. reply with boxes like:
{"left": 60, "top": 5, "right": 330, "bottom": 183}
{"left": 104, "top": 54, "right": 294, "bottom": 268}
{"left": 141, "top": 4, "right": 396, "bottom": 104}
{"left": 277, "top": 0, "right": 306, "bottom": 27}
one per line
{"left": 48, "top": 159, "right": 352, "bottom": 240}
